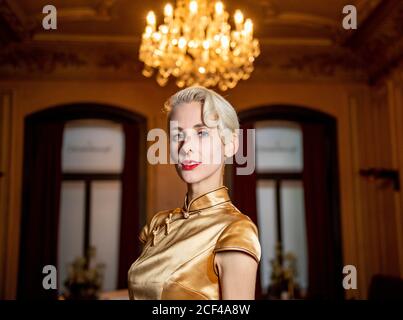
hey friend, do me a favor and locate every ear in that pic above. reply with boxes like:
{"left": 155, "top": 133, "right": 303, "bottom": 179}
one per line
{"left": 224, "top": 132, "right": 239, "bottom": 158}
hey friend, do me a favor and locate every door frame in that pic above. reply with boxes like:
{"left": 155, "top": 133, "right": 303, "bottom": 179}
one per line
{"left": 18, "top": 103, "right": 147, "bottom": 297}
{"left": 235, "top": 104, "right": 343, "bottom": 299}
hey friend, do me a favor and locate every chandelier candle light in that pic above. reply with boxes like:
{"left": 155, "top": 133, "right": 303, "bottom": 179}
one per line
{"left": 139, "top": 0, "right": 260, "bottom": 90}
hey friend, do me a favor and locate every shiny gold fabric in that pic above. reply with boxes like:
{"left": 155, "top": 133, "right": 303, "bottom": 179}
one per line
{"left": 128, "top": 186, "right": 261, "bottom": 300}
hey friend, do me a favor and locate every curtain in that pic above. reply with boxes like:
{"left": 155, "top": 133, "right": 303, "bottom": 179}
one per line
{"left": 231, "top": 121, "right": 262, "bottom": 298}
{"left": 117, "top": 122, "right": 141, "bottom": 289}
{"left": 18, "top": 120, "right": 64, "bottom": 299}
{"left": 301, "top": 122, "right": 343, "bottom": 299}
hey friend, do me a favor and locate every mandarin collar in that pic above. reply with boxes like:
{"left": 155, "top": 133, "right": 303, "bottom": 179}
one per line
{"left": 149, "top": 186, "right": 231, "bottom": 246}
{"left": 182, "top": 186, "right": 231, "bottom": 213}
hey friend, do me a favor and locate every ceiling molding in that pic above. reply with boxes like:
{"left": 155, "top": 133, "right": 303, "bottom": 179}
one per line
{"left": 32, "top": 33, "right": 333, "bottom": 48}
{"left": 0, "top": 0, "right": 34, "bottom": 44}
{"left": 0, "top": 43, "right": 367, "bottom": 83}
{"left": 342, "top": 0, "right": 403, "bottom": 83}
{"left": 278, "top": 51, "right": 367, "bottom": 79}
{"left": 262, "top": 12, "right": 338, "bottom": 29}
{"left": 33, "top": 33, "right": 139, "bottom": 45}
{"left": 259, "top": 38, "right": 333, "bottom": 46}
{"left": 3, "top": 0, "right": 32, "bottom": 29}
{"left": 33, "top": 0, "right": 116, "bottom": 23}
{"left": 343, "top": 0, "right": 399, "bottom": 48}
{"left": 355, "top": 0, "right": 382, "bottom": 19}
{"left": 0, "top": 0, "right": 399, "bottom": 84}
{"left": 0, "top": 44, "right": 87, "bottom": 73}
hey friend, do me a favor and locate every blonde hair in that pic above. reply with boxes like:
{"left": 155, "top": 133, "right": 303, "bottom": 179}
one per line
{"left": 164, "top": 86, "right": 239, "bottom": 143}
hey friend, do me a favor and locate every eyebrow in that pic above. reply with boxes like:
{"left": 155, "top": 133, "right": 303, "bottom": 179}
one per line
{"left": 172, "top": 123, "right": 207, "bottom": 131}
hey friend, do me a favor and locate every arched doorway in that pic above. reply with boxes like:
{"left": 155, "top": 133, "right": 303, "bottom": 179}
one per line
{"left": 18, "top": 103, "right": 147, "bottom": 299}
{"left": 230, "top": 105, "right": 343, "bottom": 300}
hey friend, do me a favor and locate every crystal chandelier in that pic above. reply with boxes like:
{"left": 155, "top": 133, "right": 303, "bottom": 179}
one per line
{"left": 139, "top": 0, "right": 260, "bottom": 91}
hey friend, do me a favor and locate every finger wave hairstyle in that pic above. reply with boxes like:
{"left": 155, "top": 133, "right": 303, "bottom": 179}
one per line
{"left": 163, "top": 86, "right": 240, "bottom": 144}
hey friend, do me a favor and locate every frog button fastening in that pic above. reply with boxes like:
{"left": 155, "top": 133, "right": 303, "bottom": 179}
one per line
{"left": 165, "top": 213, "right": 173, "bottom": 235}
{"left": 181, "top": 209, "right": 190, "bottom": 219}
{"left": 152, "top": 225, "right": 160, "bottom": 246}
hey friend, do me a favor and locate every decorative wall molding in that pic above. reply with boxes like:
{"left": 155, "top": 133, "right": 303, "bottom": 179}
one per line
{"left": 33, "top": 0, "right": 116, "bottom": 23}
{"left": 343, "top": 0, "right": 403, "bottom": 83}
{"left": 0, "top": 90, "right": 13, "bottom": 300}
{"left": 0, "top": 43, "right": 369, "bottom": 82}
{"left": 279, "top": 50, "right": 367, "bottom": 79}
{"left": 0, "top": 0, "right": 34, "bottom": 44}
{"left": 0, "top": 44, "right": 87, "bottom": 73}
{"left": 0, "top": 0, "right": 400, "bottom": 84}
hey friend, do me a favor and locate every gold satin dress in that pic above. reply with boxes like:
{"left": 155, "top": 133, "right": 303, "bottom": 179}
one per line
{"left": 127, "top": 186, "right": 261, "bottom": 300}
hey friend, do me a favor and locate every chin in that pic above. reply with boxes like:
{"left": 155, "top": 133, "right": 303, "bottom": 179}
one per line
{"left": 179, "top": 171, "right": 205, "bottom": 184}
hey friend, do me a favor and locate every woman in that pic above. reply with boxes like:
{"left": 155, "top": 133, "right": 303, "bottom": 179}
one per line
{"left": 128, "top": 86, "right": 261, "bottom": 300}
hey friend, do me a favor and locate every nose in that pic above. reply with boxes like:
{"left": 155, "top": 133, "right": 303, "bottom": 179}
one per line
{"left": 180, "top": 132, "right": 196, "bottom": 155}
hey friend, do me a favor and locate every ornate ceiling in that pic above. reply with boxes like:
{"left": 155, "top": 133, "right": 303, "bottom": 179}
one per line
{"left": 0, "top": 0, "right": 401, "bottom": 83}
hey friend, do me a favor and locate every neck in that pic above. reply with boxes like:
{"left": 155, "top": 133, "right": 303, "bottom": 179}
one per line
{"left": 186, "top": 169, "right": 224, "bottom": 203}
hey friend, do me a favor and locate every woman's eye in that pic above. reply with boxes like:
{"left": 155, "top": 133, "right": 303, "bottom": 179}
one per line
{"left": 198, "top": 130, "right": 209, "bottom": 137}
{"left": 172, "top": 133, "right": 184, "bottom": 141}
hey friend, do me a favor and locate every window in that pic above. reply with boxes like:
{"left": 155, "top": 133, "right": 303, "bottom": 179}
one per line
{"left": 58, "top": 119, "right": 125, "bottom": 294}
{"left": 255, "top": 121, "right": 308, "bottom": 296}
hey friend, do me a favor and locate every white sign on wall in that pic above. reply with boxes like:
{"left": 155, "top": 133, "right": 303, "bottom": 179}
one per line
{"left": 255, "top": 121, "right": 303, "bottom": 173}
{"left": 62, "top": 119, "right": 125, "bottom": 173}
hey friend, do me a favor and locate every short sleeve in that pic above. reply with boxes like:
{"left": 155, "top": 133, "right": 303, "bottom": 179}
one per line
{"left": 213, "top": 218, "right": 261, "bottom": 263}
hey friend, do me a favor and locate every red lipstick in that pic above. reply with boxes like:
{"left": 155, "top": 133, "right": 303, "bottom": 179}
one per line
{"left": 181, "top": 160, "right": 201, "bottom": 171}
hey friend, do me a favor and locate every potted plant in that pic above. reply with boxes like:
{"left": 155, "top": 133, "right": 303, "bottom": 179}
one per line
{"left": 63, "top": 246, "right": 105, "bottom": 300}
{"left": 265, "top": 243, "right": 302, "bottom": 299}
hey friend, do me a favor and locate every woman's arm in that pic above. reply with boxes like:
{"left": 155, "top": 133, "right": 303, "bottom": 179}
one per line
{"left": 215, "top": 251, "right": 258, "bottom": 300}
